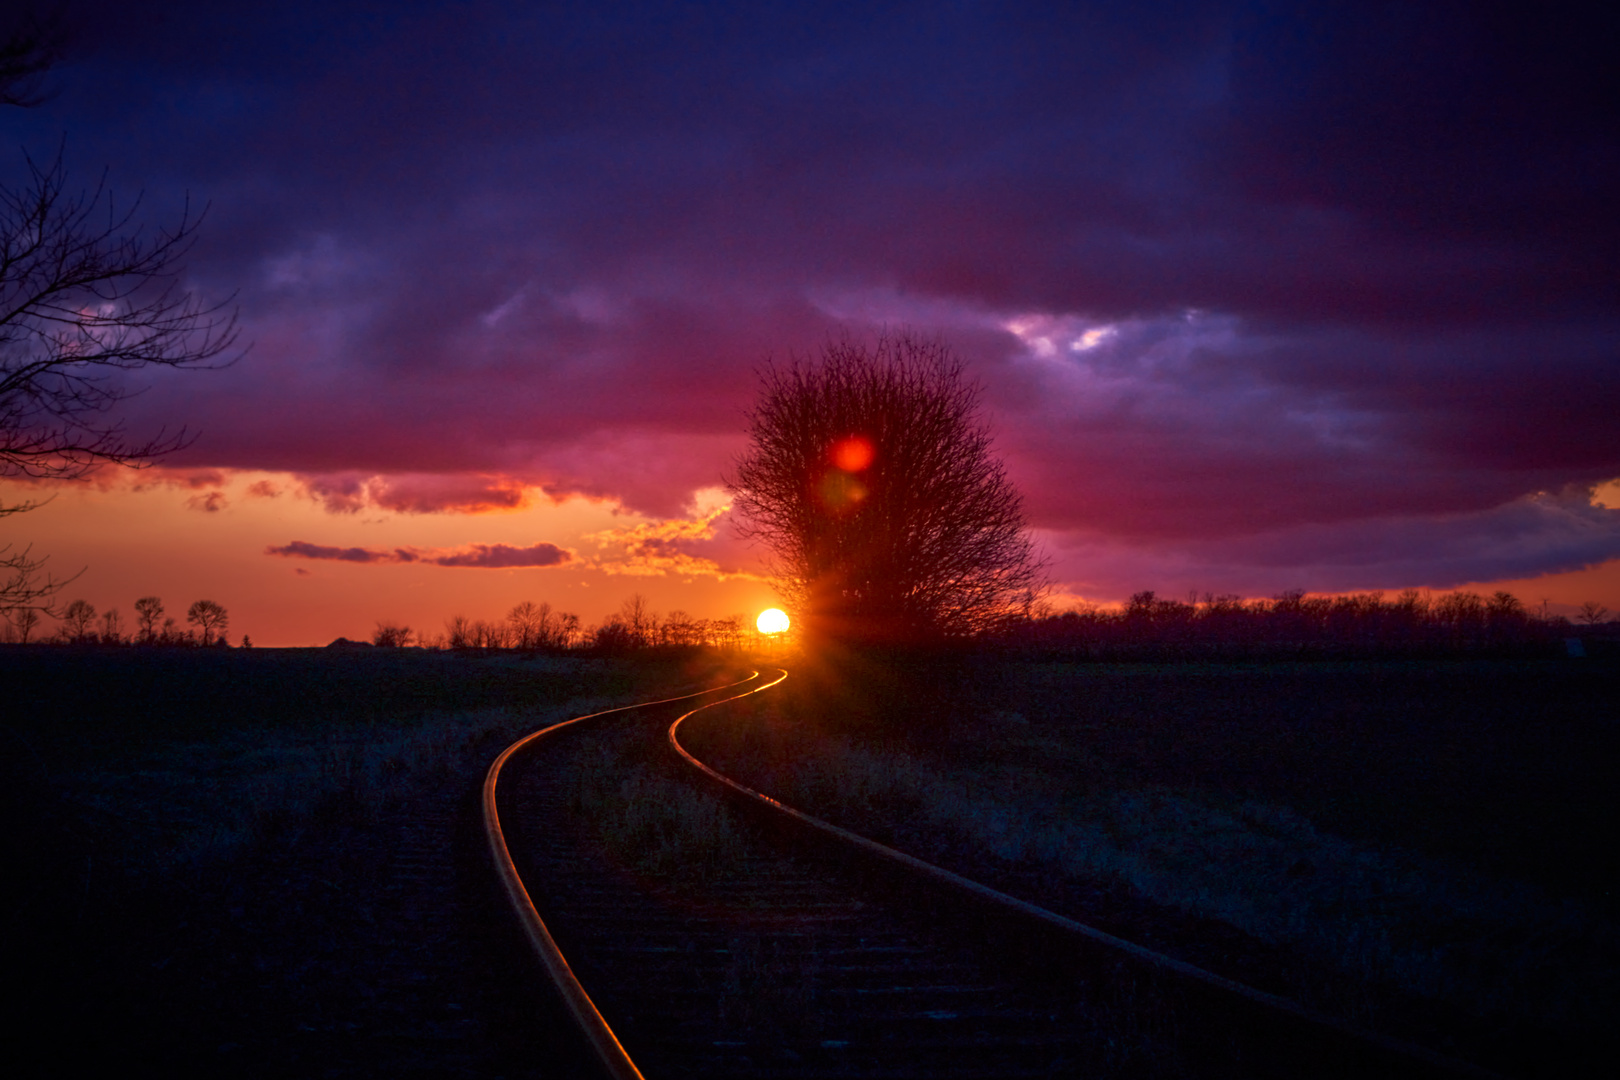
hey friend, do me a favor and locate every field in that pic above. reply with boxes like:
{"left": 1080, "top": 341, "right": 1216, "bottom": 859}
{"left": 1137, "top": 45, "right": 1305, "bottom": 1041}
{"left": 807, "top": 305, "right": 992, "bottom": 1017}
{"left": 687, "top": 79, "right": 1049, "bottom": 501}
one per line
{"left": 8, "top": 646, "right": 1616, "bottom": 1077}
{"left": 3, "top": 645, "right": 731, "bottom": 1078}
{"left": 679, "top": 654, "right": 1620, "bottom": 1078}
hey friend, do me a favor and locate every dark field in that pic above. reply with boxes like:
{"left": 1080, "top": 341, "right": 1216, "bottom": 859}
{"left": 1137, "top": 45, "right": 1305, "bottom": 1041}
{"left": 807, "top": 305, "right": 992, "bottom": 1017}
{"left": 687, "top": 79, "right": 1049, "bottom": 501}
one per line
{"left": 681, "top": 654, "right": 1620, "bottom": 1078}
{"left": 4, "top": 646, "right": 728, "bottom": 1078}
{"left": 7, "top": 647, "right": 1616, "bottom": 1078}
{"left": 975, "top": 660, "right": 1618, "bottom": 904}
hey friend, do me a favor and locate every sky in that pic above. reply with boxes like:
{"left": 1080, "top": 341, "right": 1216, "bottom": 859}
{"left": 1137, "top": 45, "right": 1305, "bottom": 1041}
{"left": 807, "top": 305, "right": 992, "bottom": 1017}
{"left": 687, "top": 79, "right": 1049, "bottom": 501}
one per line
{"left": 2, "top": 1, "right": 1617, "bottom": 645}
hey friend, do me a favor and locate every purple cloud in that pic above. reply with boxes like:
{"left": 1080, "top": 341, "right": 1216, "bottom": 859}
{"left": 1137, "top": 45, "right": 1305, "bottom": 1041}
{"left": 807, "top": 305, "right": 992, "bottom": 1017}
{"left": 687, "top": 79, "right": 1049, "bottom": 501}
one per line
{"left": 428, "top": 542, "right": 571, "bottom": 569}
{"left": 266, "top": 539, "right": 572, "bottom": 569}
{"left": 19, "top": 2, "right": 1617, "bottom": 602}
{"left": 266, "top": 541, "right": 393, "bottom": 564}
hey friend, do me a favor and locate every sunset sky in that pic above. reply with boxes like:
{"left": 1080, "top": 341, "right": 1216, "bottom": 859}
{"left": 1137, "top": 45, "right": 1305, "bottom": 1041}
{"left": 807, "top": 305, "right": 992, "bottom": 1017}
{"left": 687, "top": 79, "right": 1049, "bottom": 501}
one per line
{"left": 3, "top": 2, "right": 1617, "bottom": 645}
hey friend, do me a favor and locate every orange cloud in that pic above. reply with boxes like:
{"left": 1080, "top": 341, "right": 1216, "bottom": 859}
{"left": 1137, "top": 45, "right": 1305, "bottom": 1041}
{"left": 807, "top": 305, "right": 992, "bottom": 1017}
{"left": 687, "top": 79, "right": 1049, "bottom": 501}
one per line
{"left": 586, "top": 501, "right": 764, "bottom": 580}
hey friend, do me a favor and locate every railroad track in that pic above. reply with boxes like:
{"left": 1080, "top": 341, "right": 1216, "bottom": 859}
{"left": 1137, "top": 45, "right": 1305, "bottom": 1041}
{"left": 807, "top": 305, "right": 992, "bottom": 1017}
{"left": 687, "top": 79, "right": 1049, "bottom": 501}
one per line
{"left": 485, "top": 670, "right": 1498, "bottom": 1079}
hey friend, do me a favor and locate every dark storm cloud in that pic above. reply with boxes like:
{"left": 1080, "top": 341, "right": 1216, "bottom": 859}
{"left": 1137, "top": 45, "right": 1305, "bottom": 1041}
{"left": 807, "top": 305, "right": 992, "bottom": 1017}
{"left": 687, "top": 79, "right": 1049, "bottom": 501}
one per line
{"left": 995, "top": 314, "right": 1620, "bottom": 541}
{"left": 265, "top": 538, "right": 572, "bottom": 569}
{"left": 266, "top": 540, "right": 391, "bottom": 564}
{"left": 14, "top": 1, "right": 1619, "bottom": 596}
{"left": 1047, "top": 486, "right": 1620, "bottom": 601}
{"left": 428, "top": 542, "right": 571, "bottom": 569}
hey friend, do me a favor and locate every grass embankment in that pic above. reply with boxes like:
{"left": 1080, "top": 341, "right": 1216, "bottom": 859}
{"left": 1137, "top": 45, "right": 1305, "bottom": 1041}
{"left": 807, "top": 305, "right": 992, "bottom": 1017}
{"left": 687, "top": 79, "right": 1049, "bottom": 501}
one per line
{"left": 680, "top": 656, "right": 1620, "bottom": 1077}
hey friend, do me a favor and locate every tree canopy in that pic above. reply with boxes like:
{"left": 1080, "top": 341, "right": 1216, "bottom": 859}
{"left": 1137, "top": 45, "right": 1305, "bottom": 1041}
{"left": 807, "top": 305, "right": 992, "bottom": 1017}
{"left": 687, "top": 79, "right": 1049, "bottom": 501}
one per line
{"left": 729, "top": 333, "right": 1041, "bottom": 646}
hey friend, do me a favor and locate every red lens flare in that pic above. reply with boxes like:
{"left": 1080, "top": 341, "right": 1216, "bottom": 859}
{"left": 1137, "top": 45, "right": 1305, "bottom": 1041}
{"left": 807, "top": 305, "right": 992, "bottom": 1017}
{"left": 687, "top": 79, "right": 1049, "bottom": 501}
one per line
{"left": 830, "top": 436, "right": 874, "bottom": 472}
{"left": 818, "top": 469, "right": 868, "bottom": 512}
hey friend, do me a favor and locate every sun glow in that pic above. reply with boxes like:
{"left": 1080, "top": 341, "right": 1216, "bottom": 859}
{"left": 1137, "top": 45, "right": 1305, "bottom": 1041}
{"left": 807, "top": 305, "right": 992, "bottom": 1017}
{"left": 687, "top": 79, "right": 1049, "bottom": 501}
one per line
{"left": 757, "top": 608, "right": 790, "bottom": 634}
{"left": 830, "top": 436, "right": 874, "bottom": 472}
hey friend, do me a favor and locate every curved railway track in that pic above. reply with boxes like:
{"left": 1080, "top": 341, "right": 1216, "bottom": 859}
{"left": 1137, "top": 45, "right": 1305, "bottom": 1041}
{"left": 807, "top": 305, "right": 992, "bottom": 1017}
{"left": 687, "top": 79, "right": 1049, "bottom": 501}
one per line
{"left": 485, "top": 669, "right": 1499, "bottom": 1079}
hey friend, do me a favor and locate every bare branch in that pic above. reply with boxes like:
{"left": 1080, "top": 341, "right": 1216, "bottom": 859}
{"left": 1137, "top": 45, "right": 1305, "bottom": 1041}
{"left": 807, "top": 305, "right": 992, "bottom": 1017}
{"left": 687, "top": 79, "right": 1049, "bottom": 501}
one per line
{"left": 2, "top": 61, "right": 240, "bottom": 610}
{"left": 1, "top": 149, "right": 242, "bottom": 481}
{"left": 1, "top": 539, "right": 76, "bottom": 614}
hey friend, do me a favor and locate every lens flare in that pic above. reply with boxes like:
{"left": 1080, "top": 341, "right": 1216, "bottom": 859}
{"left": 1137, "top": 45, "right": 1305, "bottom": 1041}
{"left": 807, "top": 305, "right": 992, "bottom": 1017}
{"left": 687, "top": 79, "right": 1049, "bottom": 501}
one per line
{"left": 757, "top": 608, "right": 790, "bottom": 634}
{"left": 818, "top": 469, "right": 868, "bottom": 512}
{"left": 830, "top": 436, "right": 874, "bottom": 472}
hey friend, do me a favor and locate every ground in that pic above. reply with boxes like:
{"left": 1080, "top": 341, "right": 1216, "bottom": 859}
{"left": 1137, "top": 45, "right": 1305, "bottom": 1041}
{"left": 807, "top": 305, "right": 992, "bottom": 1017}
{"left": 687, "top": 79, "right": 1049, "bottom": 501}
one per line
{"left": 6, "top": 647, "right": 1615, "bottom": 1078}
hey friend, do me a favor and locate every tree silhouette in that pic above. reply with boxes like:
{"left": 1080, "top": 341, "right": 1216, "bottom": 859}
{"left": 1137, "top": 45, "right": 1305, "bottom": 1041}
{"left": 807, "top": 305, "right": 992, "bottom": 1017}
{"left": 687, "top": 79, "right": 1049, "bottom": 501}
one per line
{"left": 59, "top": 597, "right": 95, "bottom": 641}
{"left": 7, "top": 604, "right": 40, "bottom": 642}
{"left": 508, "top": 600, "right": 572, "bottom": 650}
{"left": 133, "top": 595, "right": 164, "bottom": 643}
{"left": 1, "top": 18, "right": 241, "bottom": 616}
{"left": 729, "top": 333, "right": 1042, "bottom": 646}
{"left": 620, "top": 593, "right": 657, "bottom": 648}
{"left": 371, "top": 621, "right": 414, "bottom": 647}
{"left": 0, "top": 153, "right": 240, "bottom": 484}
{"left": 444, "top": 614, "right": 472, "bottom": 649}
{"left": 185, "top": 599, "right": 228, "bottom": 646}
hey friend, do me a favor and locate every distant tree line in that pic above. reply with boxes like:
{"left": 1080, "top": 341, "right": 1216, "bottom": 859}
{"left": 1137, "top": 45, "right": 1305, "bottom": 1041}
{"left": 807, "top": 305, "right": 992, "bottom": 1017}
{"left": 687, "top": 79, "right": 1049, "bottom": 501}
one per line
{"left": 1, "top": 595, "right": 236, "bottom": 646}
{"left": 360, "top": 594, "right": 757, "bottom": 655}
{"left": 1001, "top": 588, "right": 1612, "bottom": 660}
{"left": 11, "top": 585, "right": 1606, "bottom": 657}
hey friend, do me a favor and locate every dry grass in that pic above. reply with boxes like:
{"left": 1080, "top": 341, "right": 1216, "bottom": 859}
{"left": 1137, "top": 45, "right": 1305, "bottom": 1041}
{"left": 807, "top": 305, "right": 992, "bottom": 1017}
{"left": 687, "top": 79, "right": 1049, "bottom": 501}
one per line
{"left": 567, "top": 727, "right": 750, "bottom": 881}
{"left": 690, "top": 691, "right": 1620, "bottom": 1046}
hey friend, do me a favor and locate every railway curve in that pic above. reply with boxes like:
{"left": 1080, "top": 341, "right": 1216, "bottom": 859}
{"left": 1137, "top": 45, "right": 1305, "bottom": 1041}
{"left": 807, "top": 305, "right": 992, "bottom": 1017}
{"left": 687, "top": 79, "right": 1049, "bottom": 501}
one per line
{"left": 488, "top": 667, "right": 1501, "bottom": 1079}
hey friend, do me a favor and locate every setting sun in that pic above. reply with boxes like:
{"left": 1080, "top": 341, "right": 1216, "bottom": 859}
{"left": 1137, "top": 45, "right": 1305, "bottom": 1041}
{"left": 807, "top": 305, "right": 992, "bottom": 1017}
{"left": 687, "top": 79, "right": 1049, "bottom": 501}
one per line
{"left": 757, "top": 608, "right": 790, "bottom": 634}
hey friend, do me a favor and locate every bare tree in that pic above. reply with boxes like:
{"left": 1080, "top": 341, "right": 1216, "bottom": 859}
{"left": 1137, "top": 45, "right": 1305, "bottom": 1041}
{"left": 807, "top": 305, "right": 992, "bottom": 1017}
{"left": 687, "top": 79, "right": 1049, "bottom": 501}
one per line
{"left": 59, "top": 596, "right": 94, "bottom": 641}
{"left": 728, "top": 333, "right": 1043, "bottom": 645}
{"left": 185, "top": 599, "right": 228, "bottom": 646}
{"left": 1, "top": 20, "right": 241, "bottom": 614}
{"left": 1, "top": 153, "right": 240, "bottom": 485}
{"left": 555, "top": 611, "right": 581, "bottom": 650}
{"left": 620, "top": 593, "right": 657, "bottom": 649}
{"left": 471, "top": 619, "right": 507, "bottom": 649}
{"left": 714, "top": 614, "right": 744, "bottom": 651}
{"left": 661, "top": 609, "right": 698, "bottom": 646}
{"left": 1578, "top": 601, "right": 1611, "bottom": 626}
{"left": 508, "top": 600, "right": 557, "bottom": 650}
{"left": 372, "top": 621, "right": 413, "bottom": 647}
{"left": 591, "top": 615, "right": 636, "bottom": 653}
{"left": 100, "top": 606, "right": 123, "bottom": 643}
{"left": 133, "top": 594, "right": 163, "bottom": 643}
{"left": 7, "top": 604, "right": 39, "bottom": 642}
{"left": 444, "top": 614, "right": 472, "bottom": 649}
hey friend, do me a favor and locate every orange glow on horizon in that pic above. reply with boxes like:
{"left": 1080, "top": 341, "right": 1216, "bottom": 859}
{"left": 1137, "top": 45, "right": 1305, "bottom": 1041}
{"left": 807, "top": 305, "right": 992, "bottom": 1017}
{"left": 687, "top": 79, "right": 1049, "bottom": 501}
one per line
{"left": 0, "top": 471, "right": 780, "bottom": 646}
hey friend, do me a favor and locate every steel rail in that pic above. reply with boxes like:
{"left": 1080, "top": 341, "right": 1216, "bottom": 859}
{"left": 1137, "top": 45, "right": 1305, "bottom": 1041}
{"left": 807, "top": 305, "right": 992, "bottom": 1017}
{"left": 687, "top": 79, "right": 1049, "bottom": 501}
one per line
{"left": 483, "top": 671, "right": 766, "bottom": 1080}
{"left": 668, "top": 666, "right": 1503, "bottom": 1080}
